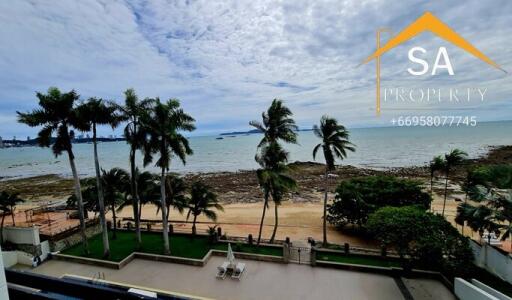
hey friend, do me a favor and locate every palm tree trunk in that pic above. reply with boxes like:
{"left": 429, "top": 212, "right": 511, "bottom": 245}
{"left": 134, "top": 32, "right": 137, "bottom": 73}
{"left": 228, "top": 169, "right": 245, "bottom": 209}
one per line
{"left": 92, "top": 123, "right": 110, "bottom": 258}
{"left": 257, "top": 190, "right": 269, "bottom": 245}
{"left": 192, "top": 215, "right": 198, "bottom": 236}
{"left": 129, "top": 147, "right": 142, "bottom": 249}
{"left": 1, "top": 213, "right": 5, "bottom": 244}
{"left": 442, "top": 169, "right": 449, "bottom": 217}
{"left": 323, "top": 167, "right": 329, "bottom": 246}
{"left": 269, "top": 202, "right": 279, "bottom": 243}
{"left": 112, "top": 203, "right": 117, "bottom": 239}
{"left": 11, "top": 206, "right": 15, "bottom": 227}
{"left": 160, "top": 169, "right": 170, "bottom": 255}
{"left": 67, "top": 149, "right": 89, "bottom": 254}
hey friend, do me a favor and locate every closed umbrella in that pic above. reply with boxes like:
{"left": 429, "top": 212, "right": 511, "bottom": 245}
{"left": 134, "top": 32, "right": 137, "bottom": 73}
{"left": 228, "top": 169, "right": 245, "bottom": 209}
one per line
{"left": 227, "top": 243, "right": 235, "bottom": 267}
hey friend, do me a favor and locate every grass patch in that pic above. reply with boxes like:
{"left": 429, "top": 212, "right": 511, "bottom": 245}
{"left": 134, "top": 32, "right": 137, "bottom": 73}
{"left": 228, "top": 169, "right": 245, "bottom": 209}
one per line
{"left": 317, "top": 252, "right": 401, "bottom": 268}
{"left": 62, "top": 231, "right": 282, "bottom": 262}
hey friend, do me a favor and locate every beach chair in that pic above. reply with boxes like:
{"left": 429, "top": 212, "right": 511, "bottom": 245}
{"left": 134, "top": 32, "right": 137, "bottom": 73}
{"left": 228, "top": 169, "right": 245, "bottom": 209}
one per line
{"left": 216, "top": 261, "right": 230, "bottom": 279}
{"left": 231, "top": 262, "right": 245, "bottom": 280}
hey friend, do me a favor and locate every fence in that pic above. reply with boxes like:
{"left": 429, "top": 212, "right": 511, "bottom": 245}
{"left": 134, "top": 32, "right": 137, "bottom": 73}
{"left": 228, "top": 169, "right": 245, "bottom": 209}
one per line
{"left": 470, "top": 240, "right": 512, "bottom": 284}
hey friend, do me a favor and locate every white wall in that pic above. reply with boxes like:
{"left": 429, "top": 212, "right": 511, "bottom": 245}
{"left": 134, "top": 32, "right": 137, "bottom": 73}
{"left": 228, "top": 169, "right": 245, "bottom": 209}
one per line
{"left": 472, "top": 279, "right": 512, "bottom": 300}
{"left": 471, "top": 240, "right": 512, "bottom": 284}
{"left": 2, "top": 226, "right": 40, "bottom": 245}
{"left": 0, "top": 246, "right": 10, "bottom": 299}
{"left": 1, "top": 251, "right": 18, "bottom": 268}
{"left": 455, "top": 278, "right": 499, "bottom": 300}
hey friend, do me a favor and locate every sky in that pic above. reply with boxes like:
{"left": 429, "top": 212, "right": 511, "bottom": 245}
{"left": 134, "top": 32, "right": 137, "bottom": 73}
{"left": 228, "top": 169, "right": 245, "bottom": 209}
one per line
{"left": 0, "top": 0, "right": 511, "bottom": 138}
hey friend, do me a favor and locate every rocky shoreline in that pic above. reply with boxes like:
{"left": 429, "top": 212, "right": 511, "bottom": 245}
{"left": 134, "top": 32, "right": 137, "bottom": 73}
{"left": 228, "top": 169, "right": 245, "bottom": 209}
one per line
{"left": 1, "top": 145, "right": 511, "bottom": 204}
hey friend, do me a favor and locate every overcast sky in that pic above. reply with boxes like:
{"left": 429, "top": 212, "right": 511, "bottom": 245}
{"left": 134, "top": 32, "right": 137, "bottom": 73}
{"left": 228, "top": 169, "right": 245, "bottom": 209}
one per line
{"left": 0, "top": 0, "right": 511, "bottom": 138}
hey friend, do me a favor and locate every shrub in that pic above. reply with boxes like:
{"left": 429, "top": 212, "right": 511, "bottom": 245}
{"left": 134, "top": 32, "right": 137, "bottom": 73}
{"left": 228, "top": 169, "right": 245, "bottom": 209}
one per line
{"left": 327, "top": 176, "right": 431, "bottom": 228}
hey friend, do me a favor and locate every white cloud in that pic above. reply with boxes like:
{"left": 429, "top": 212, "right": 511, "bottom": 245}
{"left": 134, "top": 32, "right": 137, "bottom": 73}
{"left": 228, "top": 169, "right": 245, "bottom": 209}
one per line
{"left": 0, "top": 0, "right": 511, "bottom": 138}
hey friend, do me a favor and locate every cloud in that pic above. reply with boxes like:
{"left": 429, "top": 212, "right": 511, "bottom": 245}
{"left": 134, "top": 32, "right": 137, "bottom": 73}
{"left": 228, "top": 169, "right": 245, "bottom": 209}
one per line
{"left": 0, "top": 0, "right": 511, "bottom": 138}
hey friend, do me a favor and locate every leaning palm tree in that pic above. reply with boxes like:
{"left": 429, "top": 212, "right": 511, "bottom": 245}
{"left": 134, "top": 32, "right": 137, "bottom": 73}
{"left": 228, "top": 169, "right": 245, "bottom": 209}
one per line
{"left": 312, "top": 116, "right": 355, "bottom": 246}
{"left": 76, "top": 98, "right": 121, "bottom": 257}
{"left": 118, "top": 89, "right": 154, "bottom": 248}
{"left": 442, "top": 149, "right": 467, "bottom": 216}
{"left": 260, "top": 144, "right": 297, "bottom": 243}
{"left": 186, "top": 181, "right": 223, "bottom": 236}
{"left": 17, "top": 87, "right": 89, "bottom": 253}
{"left": 141, "top": 98, "right": 195, "bottom": 254}
{"left": 0, "top": 191, "right": 24, "bottom": 243}
{"left": 250, "top": 99, "right": 298, "bottom": 244}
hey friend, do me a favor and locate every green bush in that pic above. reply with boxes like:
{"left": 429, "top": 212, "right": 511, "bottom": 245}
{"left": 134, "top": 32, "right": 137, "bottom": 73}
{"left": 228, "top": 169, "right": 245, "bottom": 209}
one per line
{"left": 327, "top": 176, "right": 431, "bottom": 228}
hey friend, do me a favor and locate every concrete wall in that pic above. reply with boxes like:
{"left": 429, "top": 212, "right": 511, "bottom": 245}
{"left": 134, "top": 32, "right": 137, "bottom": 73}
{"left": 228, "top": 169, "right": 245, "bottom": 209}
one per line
{"left": 49, "top": 223, "right": 101, "bottom": 252}
{"left": 2, "top": 226, "right": 40, "bottom": 245}
{"left": 1, "top": 250, "right": 35, "bottom": 268}
{"left": 470, "top": 240, "right": 512, "bottom": 284}
{"left": 455, "top": 278, "right": 499, "bottom": 300}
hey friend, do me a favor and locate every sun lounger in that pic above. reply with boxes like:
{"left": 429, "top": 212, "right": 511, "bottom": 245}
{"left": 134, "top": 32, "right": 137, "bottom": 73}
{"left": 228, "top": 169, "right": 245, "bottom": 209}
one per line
{"left": 216, "top": 261, "right": 230, "bottom": 279}
{"left": 231, "top": 263, "right": 245, "bottom": 280}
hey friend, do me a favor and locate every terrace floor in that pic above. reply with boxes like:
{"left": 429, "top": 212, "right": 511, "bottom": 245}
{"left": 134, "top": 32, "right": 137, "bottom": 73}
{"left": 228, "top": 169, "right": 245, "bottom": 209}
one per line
{"left": 19, "top": 257, "right": 454, "bottom": 300}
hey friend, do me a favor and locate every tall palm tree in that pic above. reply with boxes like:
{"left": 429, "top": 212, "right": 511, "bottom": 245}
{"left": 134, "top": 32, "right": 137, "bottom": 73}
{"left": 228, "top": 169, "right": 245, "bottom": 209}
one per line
{"left": 17, "top": 87, "right": 89, "bottom": 253}
{"left": 76, "top": 98, "right": 121, "bottom": 257}
{"left": 118, "top": 89, "right": 154, "bottom": 248}
{"left": 250, "top": 99, "right": 298, "bottom": 244}
{"left": 0, "top": 191, "right": 24, "bottom": 244}
{"left": 186, "top": 181, "right": 223, "bottom": 236}
{"left": 312, "top": 116, "right": 355, "bottom": 246}
{"left": 442, "top": 149, "right": 467, "bottom": 216}
{"left": 141, "top": 98, "right": 195, "bottom": 254}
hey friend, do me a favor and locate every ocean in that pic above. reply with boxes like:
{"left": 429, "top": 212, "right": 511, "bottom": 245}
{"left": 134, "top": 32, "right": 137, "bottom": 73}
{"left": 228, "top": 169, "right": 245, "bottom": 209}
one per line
{"left": 1, "top": 121, "right": 512, "bottom": 180}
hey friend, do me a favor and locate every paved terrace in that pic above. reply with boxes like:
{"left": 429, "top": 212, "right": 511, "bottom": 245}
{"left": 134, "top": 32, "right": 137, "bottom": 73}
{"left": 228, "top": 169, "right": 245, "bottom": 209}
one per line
{"left": 20, "top": 256, "right": 454, "bottom": 300}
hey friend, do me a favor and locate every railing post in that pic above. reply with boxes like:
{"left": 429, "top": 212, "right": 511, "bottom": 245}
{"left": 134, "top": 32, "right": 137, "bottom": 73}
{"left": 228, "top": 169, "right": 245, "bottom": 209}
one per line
{"left": 310, "top": 247, "right": 317, "bottom": 266}
{"left": 283, "top": 242, "right": 290, "bottom": 263}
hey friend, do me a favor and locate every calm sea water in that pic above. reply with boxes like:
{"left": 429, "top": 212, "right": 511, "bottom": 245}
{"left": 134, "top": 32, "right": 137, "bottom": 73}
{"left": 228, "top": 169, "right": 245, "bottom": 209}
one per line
{"left": 1, "top": 121, "right": 512, "bottom": 180}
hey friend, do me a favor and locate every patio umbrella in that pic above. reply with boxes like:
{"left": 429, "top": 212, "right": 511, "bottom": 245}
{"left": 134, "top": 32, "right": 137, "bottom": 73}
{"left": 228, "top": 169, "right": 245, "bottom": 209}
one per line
{"left": 227, "top": 243, "right": 235, "bottom": 267}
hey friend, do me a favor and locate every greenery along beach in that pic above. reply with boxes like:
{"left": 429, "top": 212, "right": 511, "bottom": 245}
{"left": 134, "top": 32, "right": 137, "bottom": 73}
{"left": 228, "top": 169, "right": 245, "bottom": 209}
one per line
{"left": 2, "top": 86, "right": 512, "bottom": 299}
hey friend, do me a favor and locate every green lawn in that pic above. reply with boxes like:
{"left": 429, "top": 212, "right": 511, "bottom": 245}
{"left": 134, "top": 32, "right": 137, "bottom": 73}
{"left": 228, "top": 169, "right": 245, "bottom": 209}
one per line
{"left": 316, "top": 252, "right": 401, "bottom": 268}
{"left": 62, "top": 231, "right": 282, "bottom": 262}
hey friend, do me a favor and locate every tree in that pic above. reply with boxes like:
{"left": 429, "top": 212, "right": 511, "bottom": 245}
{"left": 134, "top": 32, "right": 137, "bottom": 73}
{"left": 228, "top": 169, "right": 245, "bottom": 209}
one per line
{"left": 255, "top": 143, "right": 297, "bottom": 243}
{"left": 17, "top": 87, "right": 90, "bottom": 254}
{"left": 141, "top": 98, "right": 195, "bottom": 254}
{"left": 442, "top": 149, "right": 467, "bottom": 216}
{"left": 186, "top": 181, "right": 223, "bottom": 236}
{"left": 327, "top": 176, "right": 431, "bottom": 228}
{"left": 250, "top": 99, "right": 298, "bottom": 245}
{"left": 154, "top": 175, "right": 188, "bottom": 223}
{"left": 0, "top": 191, "right": 24, "bottom": 244}
{"left": 102, "top": 168, "right": 130, "bottom": 239}
{"left": 367, "top": 206, "right": 473, "bottom": 276}
{"left": 76, "top": 98, "right": 121, "bottom": 257}
{"left": 312, "top": 115, "right": 355, "bottom": 246}
{"left": 429, "top": 156, "right": 445, "bottom": 197}
{"left": 118, "top": 89, "right": 154, "bottom": 248}
{"left": 456, "top": 165, "right": 512, "bottom": 243}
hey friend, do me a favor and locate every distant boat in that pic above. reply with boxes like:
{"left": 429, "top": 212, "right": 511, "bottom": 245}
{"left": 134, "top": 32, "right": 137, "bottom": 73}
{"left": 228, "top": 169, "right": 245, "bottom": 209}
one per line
{"left": 216, "top": 137, "right": 224, "bottom": 140}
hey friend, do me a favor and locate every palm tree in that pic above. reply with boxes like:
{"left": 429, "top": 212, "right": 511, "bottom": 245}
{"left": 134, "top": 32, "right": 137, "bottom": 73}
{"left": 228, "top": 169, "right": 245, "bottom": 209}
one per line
{"left": 118, "top": 89, "right": 154, "bottom": 249}
{"left": 312, "top": 116, "right": 355, "bottom": 246}
{"left": 154, "top": 175, "right": 188, "bottom": 223}
{"left": 76, "top": 98, "right": 121, "bottom": 257}
{"left": 0, "top": 191, "right": 24, "bottom": 243}
{"left": 141, "top": 98, "right": 195, "bottom": 254}
{"left": 259, "top": 143, "right": 297, "bottom": 243}
{"left": 102, "top": 168, "right": 130, "bottom": 239}
{"left": 17, "top": 87, "right": 89, "bottom": 253}
{"left": 442, "top": 149, "right": 467, "bottom": 216}
{"left": 250, "top": 99, "right": 298, "bottom": 244}
{"left": 429, "top": 156, "right": 445, "bottom": 196}
{"left": 186, "top": 182, "right": 223, "bottom": 236}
